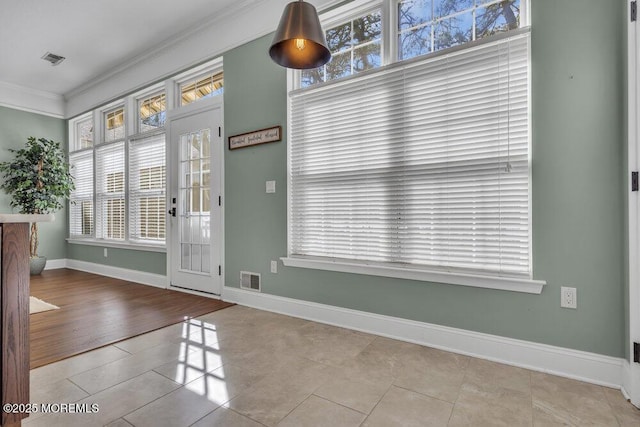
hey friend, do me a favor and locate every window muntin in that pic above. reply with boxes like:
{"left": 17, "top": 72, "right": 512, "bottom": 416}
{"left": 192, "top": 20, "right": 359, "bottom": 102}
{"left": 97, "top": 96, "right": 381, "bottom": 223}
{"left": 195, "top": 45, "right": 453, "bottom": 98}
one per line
{"left": 182, "top": 131, "right": 211, "bottom": 214}
{"left": 398, "top": 0, "right": 522, "bottom": 60}
{"left": 302, "top": 9, "right": 382, "bottom": 87}
{"left": 300, "top": 0, "right": 526, "bottom": 88}
{"left": 138, "top": 92, "right": 166, "bottom": 133}
{"left": 73, "top": 116, "right": 94, "bottom": 151}
{"left": 104, "top": 107, "right": 125, "bottom": 142}
{"left": 180, "top": 72, "right": 224, "bottom": 106}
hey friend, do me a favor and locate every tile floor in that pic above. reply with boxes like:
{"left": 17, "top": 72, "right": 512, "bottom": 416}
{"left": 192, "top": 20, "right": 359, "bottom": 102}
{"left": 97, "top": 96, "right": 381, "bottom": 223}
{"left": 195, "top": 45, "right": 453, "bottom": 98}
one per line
{"left": 24, "top": 305, "right": 640, "bottom": 427}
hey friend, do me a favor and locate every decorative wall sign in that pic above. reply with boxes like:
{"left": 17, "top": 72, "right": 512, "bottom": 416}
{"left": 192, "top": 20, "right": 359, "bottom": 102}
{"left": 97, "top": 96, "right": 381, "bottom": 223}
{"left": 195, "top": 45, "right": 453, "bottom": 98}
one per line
{"left": 228, "top": 126, "right": 282, "bottom": 150}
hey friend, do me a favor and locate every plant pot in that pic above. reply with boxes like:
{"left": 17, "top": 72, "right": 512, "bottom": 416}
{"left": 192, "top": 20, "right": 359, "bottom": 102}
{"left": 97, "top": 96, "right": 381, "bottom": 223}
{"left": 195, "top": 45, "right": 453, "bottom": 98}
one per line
{"left": 30, "top": 256, "right": 47, "bottom": 275}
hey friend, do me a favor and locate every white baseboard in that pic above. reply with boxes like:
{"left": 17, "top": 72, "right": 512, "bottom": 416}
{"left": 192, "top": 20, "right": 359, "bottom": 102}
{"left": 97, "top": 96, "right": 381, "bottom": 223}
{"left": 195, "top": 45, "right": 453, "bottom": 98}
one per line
{"left": 65, "top": 259, "right": 167, "bottom": 289}
{"left": 44, "top": 258, "right": 67, "bottom": 270}
{"left": 223, "top": 287, "right": 623, "bottom": 389}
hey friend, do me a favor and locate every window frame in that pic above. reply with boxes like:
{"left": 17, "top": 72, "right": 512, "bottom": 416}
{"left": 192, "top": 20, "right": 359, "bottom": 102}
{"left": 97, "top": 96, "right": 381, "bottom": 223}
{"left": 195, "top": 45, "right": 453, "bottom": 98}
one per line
{"left": 137, "top": 89, "right": 167, "bottom": 134}
{"left": 68, "top": 96, "right": 167, "bottom": 250}
{"left": 293, "top": 0, "right": 530, "bottom": 90}
{"left": 175, "top": 58, "right": 224, "bottom": 108}
{"left": 283, "top": 0, "right": 543, "bottom": 293}
{"left": 68, "top": 117, "right": 95, "bottom": 239}
{"left": 128, "top": 133, "right": 167, "bottom": 245}
{"left": 103, "top": 105, "right": 126, "bottom": 144}
{"left": 95, "top": 141, "right": 126, "bottom": 241}
{"left": 68, "top": 59, "right": 223, "bottom": 252}
{"left": 302, "top": 2, "right": 385, "bottom": 87}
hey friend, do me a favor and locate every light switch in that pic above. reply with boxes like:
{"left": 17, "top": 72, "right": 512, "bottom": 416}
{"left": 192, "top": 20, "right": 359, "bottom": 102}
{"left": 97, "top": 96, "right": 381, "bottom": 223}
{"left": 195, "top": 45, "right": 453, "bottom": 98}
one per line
{"left": 266, "top": 180, "right": 276, "bottom": 193}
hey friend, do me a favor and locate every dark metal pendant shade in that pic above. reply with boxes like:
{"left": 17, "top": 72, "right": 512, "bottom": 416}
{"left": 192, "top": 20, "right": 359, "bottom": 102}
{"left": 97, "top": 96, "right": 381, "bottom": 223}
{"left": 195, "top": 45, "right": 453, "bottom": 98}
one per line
{"left": 269, "top": 0, "right": 331, "bottom": 69}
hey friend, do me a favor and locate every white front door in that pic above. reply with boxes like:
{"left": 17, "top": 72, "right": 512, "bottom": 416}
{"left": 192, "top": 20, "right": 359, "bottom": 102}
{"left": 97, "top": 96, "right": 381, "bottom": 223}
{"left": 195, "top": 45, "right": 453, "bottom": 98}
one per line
{"left": 167, "top": 99, "right": 223, "bottom": 295}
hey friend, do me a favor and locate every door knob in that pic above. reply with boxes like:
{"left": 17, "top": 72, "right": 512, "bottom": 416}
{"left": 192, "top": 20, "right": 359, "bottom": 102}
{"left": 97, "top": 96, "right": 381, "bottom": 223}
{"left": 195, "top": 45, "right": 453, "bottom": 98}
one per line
{"left": 168, "top": 207, "right": 176, "bottom": 217}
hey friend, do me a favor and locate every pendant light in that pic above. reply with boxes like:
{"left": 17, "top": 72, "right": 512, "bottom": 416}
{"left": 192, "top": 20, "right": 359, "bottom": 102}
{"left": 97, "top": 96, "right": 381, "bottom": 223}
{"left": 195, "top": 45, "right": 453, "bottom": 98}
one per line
{"left": 269, "top": 0, "right": 331, "bottom": 69}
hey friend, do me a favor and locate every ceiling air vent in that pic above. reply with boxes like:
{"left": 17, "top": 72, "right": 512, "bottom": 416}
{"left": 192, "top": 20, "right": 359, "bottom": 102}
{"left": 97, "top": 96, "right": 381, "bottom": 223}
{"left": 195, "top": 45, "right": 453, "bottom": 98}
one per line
{"left": 41, "top": 52, "right": 66, "bottom": 66}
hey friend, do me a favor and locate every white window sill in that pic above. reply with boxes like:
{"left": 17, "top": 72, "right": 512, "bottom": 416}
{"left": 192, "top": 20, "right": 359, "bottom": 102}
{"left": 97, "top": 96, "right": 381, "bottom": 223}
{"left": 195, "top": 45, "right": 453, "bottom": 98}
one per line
{"left": 66, "top": 238, "right": 166, "bottom": 253}
{"left": 280, "top": 257, "right": 545, "bottom": 294}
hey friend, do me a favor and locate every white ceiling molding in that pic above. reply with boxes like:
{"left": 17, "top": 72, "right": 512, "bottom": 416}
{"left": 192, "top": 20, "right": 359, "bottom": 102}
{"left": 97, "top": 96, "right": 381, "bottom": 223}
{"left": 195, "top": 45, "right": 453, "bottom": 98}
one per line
{"left": 65, "top": 0, "right": 341, "bottom": 118}
{"left": 64, "top": 0, "right": 264, "bottom": 102}
{"left": 0, "top": 81, "right": 65, "bottom": 118}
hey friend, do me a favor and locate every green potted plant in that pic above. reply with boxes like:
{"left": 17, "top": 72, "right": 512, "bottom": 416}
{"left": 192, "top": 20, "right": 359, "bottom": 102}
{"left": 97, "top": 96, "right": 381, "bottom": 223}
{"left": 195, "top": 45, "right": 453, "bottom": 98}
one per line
{"left": 0, "top": 137, "right": 74, "bottom": 274}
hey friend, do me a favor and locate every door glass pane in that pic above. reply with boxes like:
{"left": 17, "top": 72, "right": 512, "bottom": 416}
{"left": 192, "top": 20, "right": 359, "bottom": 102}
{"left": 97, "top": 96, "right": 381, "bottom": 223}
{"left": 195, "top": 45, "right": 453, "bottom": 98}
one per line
{"left": 202, "top": 189, "right": 210, "bottom": 213}
{"left": 182, "top": 219, "right": 190, "bottom": 243}
{"left": 190, "top": 133, "right": 201, "bottom": 159}
{"left": 181, "top": 243, "right": 191, "bottom": 269}
{"left": 178, "top": 128, "right": 212, "bottom": 273}
{"left": 191, "top": 216, "right": 201, "bottom": 244}
{"left": 191, "top": 244, "right": 201, "bottom": 271}
{"left": 202, "top": 245, "right": 210, "bottom": 273}
{"left": 201, "top": 217, "right": 211, "bottom": 244}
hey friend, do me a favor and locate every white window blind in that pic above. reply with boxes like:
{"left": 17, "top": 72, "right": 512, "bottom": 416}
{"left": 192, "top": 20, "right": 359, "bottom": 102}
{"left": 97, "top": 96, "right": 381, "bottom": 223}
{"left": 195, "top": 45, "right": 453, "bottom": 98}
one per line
{"left": 96, "top": 142, "right": 125, "bottom": 240}
{"left": 129, "top": 134, "right": 166, "bottom": 243}
{"left": 69, "top": 151, "right": 94, "bottom": 237}
{"left": 289, "top": 32, "right": 531, "bottom": 278}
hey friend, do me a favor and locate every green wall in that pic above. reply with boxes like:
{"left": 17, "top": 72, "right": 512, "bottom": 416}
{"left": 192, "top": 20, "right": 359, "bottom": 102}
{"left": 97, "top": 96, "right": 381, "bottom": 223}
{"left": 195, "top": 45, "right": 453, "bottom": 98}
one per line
{"left": 223, "top": 0, "right": 626, "bottom": 357}
{"left": 61, "top": 0, "right": 626, "bottom": 357}
{"left": 66, "top": 244, "right": 165, "bottom": 275}
{"left": 0, "top": 106, "right": 68, "bottom": 260}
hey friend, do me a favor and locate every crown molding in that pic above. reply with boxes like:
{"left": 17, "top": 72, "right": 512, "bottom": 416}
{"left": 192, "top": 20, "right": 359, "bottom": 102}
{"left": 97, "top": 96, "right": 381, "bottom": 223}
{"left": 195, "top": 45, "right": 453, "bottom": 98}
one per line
{"left": 0, "top": 81, "right": 65, "bottom": 118}
{"left": 64, "top": 0, "right": 344, "bottom": 118}
{"left": 65, "top": 0, "right": 265, "bottom": 100}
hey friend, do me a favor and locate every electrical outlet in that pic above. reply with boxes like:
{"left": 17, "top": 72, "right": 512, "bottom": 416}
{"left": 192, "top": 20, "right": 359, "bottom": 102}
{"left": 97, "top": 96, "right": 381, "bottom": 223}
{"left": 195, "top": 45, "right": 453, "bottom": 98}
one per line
{"left": 103, "top": 248, "right": 108, "bottom": 258}
{"left": 270, "top": 260, "right": 278, "bottom": 273}
{"left": 561, "top": 286, "right": 577, "bottom": 309}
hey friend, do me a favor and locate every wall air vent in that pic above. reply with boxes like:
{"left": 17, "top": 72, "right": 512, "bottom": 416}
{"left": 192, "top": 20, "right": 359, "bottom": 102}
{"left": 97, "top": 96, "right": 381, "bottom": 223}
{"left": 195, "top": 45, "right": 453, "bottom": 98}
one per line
{"left": 240, "top": 271, "right": 261, "bottom": 292}
{"left": 41, "top": 52, "right": 66, "bottom": 66}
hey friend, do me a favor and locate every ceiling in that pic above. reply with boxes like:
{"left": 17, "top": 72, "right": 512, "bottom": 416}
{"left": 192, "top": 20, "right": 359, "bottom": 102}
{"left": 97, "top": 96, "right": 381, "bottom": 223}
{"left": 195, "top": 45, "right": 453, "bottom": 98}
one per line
{"left": 0, "top": 0, "right": 259, "bottom": 97}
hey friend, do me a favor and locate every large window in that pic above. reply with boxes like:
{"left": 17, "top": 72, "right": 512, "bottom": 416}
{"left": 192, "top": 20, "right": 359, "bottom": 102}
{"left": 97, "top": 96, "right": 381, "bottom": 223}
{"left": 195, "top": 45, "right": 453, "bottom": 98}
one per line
{"left": 69, "top": 93, "right": 166, "bottom": 247}
{"left": 287, "top": 0, "right": 534, "bottom": 289}
{"left": 69, "top": 115, "right": 94, "bottom": 237}
{"left": 129, "top": 134, "right": 166, "bottom": 242}
{"left": 68, "top": 60, "right": 223, "bottom": 249}
{"left": 96, "top": 143, "right": 125, "bottom": 240}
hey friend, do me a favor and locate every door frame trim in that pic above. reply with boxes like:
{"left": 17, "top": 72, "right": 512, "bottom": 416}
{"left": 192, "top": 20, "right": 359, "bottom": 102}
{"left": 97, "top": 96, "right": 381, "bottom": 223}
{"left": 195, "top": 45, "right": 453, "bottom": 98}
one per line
{"left": 627, "top": 0, "right": 640, "bottom": 407}
{"left": 165, "top": 96, "right": 225, "bottom": 298}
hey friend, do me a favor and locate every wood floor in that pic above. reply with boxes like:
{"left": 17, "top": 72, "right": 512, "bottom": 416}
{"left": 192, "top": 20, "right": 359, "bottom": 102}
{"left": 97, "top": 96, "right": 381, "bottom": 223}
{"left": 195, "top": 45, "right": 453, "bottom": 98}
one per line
{"left": 29, "top": 268, "right": 233, "bottom": 369}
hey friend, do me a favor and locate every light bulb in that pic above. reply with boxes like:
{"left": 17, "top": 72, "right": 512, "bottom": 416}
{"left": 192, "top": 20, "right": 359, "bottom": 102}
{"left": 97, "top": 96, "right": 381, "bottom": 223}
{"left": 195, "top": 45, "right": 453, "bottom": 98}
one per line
{"left": 295, "top": 38, "right": 306, "bottom": 51}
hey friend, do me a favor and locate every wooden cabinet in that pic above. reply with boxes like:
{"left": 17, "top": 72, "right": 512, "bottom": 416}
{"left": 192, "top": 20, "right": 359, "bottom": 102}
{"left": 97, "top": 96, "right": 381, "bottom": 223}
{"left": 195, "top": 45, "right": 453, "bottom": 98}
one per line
{"left": 0, "top": 215, "right": 52, "bottom": 427}
{"left": 0, "top": 222, "right": 30, "bottom": 427}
